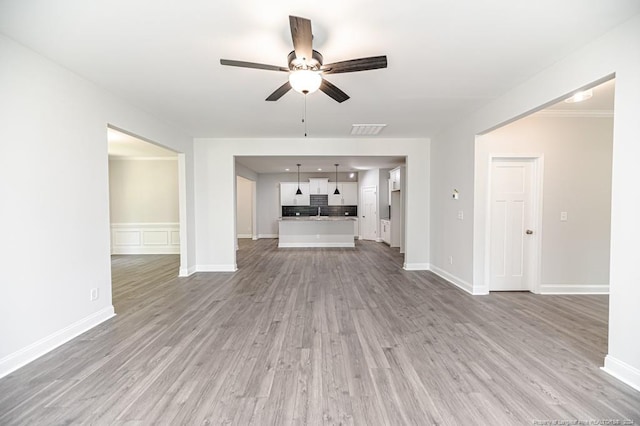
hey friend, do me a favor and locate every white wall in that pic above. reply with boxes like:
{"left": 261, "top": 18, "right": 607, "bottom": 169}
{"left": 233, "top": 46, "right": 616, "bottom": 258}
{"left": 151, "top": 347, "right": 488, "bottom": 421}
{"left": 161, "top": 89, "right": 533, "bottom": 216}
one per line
{"left": 194, "top": 138, "right": 430, "bottom": 272}
{"left": 109, "top": 158, "right": 180, "bottom": 254}
{"left": 0, "top": 34, "right": 195, "bottom": 378}
{"left": 109, "top": 158, "right": 179, "bottom": 223}
{"left": 478, "top": 114, "right": 613, "bottom": 293}
{"left": 430, "top": 14, "right": 640, "bottom": 390}
{"left": 236, "top": 176, "right": 253, "bottom": 238}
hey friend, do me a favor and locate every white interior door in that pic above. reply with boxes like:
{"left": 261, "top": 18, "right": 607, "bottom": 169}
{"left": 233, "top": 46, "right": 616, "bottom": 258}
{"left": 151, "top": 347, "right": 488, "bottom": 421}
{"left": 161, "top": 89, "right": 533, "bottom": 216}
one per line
{"left": 361, "top": 187, "right": 377, "bottom": 241}
{"left": 489, "top": 159, "right": 535, "bottom": 291}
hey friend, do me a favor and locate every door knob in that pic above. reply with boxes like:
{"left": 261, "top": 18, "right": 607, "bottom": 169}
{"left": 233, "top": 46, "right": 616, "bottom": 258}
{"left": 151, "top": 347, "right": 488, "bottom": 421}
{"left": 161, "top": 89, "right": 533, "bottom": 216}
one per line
{"left": 526, "top": 229, "right": 533, "bottom": 235}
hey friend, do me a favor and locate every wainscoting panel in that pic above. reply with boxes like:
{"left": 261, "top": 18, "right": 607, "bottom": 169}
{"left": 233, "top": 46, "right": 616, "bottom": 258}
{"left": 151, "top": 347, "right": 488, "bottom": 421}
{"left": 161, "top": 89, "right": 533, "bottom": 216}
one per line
{"left": 111, "top": 223, "right": 180, "bottom": 254}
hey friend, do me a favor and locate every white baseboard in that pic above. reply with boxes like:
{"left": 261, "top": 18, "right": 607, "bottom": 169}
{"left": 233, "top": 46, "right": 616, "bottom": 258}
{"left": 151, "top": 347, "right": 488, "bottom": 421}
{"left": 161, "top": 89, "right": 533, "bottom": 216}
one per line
{"left": 429, "top": 265, "right": 482, "bottom": 295}
{"left": 237, "top": 234, "right": 252, "bottom": 239}
{"left": 196, "top": 264, "right": 238, "bottom": 272}
{"left": 539, "top": 284, "right": 609, "bottom": 294}
{"left": 278, "top": 242, "right": 355, "bottom": 248}
{"left": 252, "top": 236, "right": 258, "bottom": 241}
{"left": 258, "top": 234, "right": 278, "bottom": 239}
{"left": 403, "top": 263, "right": 430, "bottom": 271}
{"left": 0, "top": 306, "right": 115, "bottom": 379}
{"left": 375, "top": 238, "right": 383, "bottom": 243}
{"left": 602, "top": 355, "right": 640, "bottom": 392}
{"left": 178, "top": 265, "right": 197, "bottom": 277}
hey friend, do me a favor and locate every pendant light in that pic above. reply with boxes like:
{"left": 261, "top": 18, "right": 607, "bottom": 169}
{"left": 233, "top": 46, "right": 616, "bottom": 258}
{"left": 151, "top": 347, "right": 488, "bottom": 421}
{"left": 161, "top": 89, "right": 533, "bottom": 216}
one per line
{"left": 333, "top": 164, "right": 340, "bottom": 195}
{"left": 296, "top": 164, "right": 303, "bottom": 195}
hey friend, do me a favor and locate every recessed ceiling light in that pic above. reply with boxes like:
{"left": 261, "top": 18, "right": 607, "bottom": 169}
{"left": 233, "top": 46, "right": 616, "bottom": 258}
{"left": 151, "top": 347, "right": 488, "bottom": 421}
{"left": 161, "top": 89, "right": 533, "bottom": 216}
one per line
{"left": 564, "top": 89, "right": 593, "bottom": 103}
{"left": 318, "top": 168, "right": 322, "bottom": 171}
{"left": 285, "top": 168, "right": 290, "bottom": 171}
{"left": 351, "top": 124, "right": 387, "bottom": 135}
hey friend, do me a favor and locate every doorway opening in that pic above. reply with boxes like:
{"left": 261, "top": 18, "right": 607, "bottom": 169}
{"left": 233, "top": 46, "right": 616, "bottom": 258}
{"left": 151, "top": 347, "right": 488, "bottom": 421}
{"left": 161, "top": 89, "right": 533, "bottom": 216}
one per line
{"left": 235, "top": 175, "right": 257, "bottom": 250}
{"left": 477, "top": 78, "right": 615, "bottom": 294}
{"left": 107, "top": 126, "right": 186, "bottom": 309}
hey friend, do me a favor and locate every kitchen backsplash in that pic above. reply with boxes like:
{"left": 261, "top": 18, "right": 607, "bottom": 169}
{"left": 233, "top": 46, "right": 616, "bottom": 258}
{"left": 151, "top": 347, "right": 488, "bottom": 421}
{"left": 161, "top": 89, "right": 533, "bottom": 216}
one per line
{"left": 310, "top": 194, "right": 328, "bottom": 206}
{"left": 282, "top": 205, "right": 357, "bottom": 217}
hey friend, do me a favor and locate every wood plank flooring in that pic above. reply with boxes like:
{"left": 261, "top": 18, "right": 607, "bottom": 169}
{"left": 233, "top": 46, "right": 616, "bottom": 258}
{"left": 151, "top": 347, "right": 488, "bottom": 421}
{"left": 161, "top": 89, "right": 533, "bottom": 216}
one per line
{"left": 0, "top": 239, "right": 638, "bottom": 425}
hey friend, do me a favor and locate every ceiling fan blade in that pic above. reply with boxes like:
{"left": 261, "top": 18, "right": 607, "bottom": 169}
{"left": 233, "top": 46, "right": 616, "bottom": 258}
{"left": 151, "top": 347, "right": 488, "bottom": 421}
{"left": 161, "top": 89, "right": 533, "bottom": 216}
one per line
{"left": 266, "top": 81, "right": 292, "bottom": 101}
{"left": 321, "top": 55, "right": 388, "bottom": 74}
{"left": 289, "top": 16, "right": 313, "bottom": 61}
{"left": 220, "top": 59, "right": 288, "bottom": 72}
{"left": 319, "top": 79, "right": 350, "bottom": 103}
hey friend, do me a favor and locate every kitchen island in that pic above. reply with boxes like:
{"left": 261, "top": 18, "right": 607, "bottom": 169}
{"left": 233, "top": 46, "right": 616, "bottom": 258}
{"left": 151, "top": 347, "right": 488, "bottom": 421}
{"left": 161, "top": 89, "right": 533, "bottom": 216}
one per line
{"left": 278, "top": 216, "right": 356, "bottom": 248}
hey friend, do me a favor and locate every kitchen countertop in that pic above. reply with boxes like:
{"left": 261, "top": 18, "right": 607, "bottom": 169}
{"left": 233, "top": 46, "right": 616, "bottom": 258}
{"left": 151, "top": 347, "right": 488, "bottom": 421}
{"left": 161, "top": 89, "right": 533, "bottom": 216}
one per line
{"left": 279, "top": 216, "right": 356, "bottom": 221}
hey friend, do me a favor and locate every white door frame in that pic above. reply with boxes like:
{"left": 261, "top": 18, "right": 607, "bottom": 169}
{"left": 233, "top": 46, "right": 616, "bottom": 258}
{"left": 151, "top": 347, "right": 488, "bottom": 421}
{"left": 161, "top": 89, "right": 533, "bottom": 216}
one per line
{"left": 485, "top": 154, "right": 544, "bottom": 293}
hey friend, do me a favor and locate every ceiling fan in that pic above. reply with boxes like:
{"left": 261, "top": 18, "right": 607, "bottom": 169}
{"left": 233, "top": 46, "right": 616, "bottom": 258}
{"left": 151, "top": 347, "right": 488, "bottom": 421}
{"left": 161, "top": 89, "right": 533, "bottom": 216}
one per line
{"left": 220, "top": 15, "right": 387, "bottom": 103}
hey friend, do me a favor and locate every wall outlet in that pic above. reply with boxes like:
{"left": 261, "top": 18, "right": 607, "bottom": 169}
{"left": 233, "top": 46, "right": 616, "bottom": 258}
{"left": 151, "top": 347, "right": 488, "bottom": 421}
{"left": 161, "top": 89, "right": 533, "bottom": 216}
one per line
{"left": 560, "top": 211, "right": 568, "bottom": 221}
{"left": 457, "top": 210, "right": 464, "bottom": 220}
{"left": 449, "top": 256, "right": 453, "bottom": 265}
{"left": 90, "top": 288, "right": 99, "bottom": 301}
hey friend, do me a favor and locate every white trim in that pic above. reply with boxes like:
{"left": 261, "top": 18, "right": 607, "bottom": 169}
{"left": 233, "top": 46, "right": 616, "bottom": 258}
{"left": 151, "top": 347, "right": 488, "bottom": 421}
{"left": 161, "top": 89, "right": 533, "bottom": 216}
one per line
{"left": 538, "top": 284, "right": 609, "bottom": 294}
{"left": 237, "top": 234, "right": 252, "bottom": 239}
{"left": 110, "top": 223, "right": 180, "bottom": 254}
{"left": 177, "top": 153, "right": 189, "bottom": 283}
{"left": 108, "top": 156, "right": 178, "bottom": 161}
{"left": 278, "top": 242, "right": 355, "bottom": 248}
{"left": 602, "top": 355, "right": 640, "bottom": 393}
{"left": 485, "top": 155, "right": 544, "bottom": 294}
{"left": 196, "top": 264, "right": 238, "bottom": 272}
{"left": 179, "top": 265, "right": 197, "bottom": 277}
{"left": 429, "top": 265, "right": 487, "bottom": 295}
{"left": 403, "top": 263, "right": 430, "bottom": 271}
{"left": 375, "top": 238, "right": 383, "bottom": 243}
{"left": 252, "top": 236, "right": 258, "bottom": 241}
{"left": 258, "top": 234, "right": 278, "bottom": 239}
{"left": 0, "top": 306, "right": 115, "bottom": 379}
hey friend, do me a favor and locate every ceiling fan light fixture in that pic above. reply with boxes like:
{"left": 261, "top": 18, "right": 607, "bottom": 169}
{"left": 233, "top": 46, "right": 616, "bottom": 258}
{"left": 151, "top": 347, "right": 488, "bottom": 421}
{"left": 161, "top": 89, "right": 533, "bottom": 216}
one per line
{"left": 289, "top": 70, "right": 322, "bottom": 94}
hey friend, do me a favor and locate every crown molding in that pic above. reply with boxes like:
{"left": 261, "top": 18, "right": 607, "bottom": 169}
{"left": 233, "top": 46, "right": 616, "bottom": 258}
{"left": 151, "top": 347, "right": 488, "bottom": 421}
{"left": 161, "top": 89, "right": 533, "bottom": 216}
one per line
{"left": 536, "top": 109, "right": 614, "bottom": 118}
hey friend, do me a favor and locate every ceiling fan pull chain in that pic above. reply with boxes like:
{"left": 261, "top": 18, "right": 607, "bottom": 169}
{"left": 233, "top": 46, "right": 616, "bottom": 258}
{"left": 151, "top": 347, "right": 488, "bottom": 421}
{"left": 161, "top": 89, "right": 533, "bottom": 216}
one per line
{"left": 304, "top": 94, "right": 308, "bottom": 137}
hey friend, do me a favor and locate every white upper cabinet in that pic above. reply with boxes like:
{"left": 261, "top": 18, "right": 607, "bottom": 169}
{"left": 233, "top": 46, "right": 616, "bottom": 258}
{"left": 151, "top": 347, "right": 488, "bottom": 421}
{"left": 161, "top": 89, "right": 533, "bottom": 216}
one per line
{"left": 328, "top": 182, "right": 358, "bottom": 205}
{"left": 280, "top": 183, "right": 310, "bottom": 206}
{"left": 309, "top": 178, "right": 329, "bottom": 195}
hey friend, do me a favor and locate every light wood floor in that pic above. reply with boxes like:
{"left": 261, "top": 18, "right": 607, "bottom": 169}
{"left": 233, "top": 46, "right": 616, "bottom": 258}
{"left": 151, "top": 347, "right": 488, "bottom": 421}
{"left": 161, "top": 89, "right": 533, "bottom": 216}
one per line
{"left": 1, "top": 239, "right": 638, "bottom": 425}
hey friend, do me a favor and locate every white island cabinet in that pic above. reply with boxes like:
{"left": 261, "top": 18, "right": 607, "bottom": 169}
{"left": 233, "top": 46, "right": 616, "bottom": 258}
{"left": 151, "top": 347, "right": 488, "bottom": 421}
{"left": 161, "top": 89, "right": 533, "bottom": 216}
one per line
{"left": 278, "top": 217, "right": 356, "bottom": 248}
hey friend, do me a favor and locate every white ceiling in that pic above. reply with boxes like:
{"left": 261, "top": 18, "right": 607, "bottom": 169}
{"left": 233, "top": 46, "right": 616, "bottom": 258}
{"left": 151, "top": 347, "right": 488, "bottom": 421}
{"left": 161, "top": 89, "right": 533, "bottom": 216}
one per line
{"left": 1, "top": 1, "right": 636, "bottom": 139}
{"left": 108, "top": 128, "right": 177, "bottom": 158}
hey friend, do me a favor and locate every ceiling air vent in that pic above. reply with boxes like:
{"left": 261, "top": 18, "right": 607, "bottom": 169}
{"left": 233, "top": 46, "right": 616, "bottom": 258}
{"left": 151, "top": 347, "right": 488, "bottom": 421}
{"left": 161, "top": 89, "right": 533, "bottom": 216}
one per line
{"left": 350, "top": 124, "right": 387, "bottom": 136}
